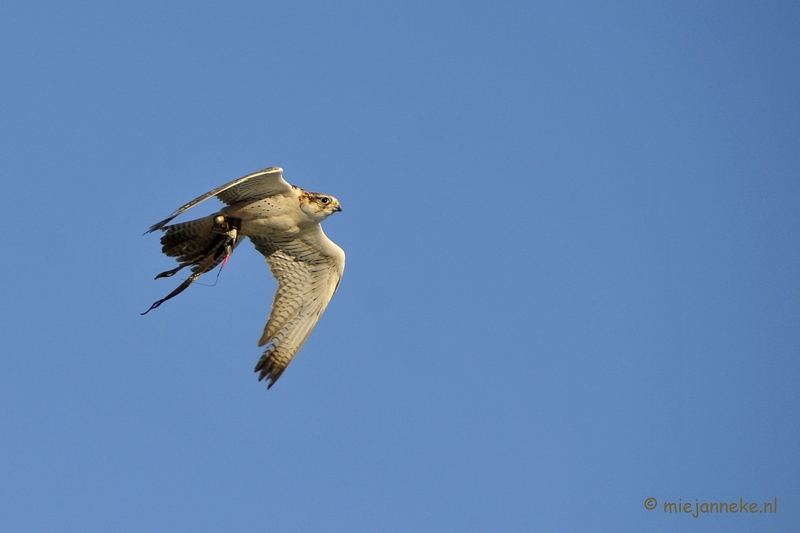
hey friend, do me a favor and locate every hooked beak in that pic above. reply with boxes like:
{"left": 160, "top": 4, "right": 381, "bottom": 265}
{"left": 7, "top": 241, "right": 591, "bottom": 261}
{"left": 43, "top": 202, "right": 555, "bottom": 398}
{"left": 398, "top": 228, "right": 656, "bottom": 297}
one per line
{"left": 335, "top": 204, "right": 342, "bottom": 212}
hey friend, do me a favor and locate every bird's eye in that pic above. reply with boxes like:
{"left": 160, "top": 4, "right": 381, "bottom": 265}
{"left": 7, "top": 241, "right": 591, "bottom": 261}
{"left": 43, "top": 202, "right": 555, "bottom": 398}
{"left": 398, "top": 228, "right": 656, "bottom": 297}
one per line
{"left": 320, "top": 197, "right": 330, "bottom": 204}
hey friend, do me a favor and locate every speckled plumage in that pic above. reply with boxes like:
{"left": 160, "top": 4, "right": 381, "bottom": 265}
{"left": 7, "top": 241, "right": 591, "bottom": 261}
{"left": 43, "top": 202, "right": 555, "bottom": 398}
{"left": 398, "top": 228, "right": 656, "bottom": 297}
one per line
{"left": 144, "top": 167, "right": 345, "bottom": 389}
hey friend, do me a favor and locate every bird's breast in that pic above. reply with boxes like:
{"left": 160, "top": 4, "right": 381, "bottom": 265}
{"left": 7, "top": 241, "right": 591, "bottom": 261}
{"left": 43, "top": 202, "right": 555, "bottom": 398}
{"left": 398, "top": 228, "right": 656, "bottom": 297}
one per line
{"left": 224, "top": 196, "right": 309, "bottom": 237}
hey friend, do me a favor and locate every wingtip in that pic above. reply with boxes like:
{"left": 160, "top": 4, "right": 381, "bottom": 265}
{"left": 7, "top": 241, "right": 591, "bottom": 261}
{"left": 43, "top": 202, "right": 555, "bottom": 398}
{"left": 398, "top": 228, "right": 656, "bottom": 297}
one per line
{"left": 255, "top": 353, "right": 286, "bottom": 390}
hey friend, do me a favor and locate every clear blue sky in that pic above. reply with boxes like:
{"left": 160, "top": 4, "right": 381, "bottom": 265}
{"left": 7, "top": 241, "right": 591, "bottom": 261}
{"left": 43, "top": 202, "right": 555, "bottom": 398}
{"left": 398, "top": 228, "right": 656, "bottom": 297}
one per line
{"left": 1, "top": 2, "right": 798, "bottom": 532}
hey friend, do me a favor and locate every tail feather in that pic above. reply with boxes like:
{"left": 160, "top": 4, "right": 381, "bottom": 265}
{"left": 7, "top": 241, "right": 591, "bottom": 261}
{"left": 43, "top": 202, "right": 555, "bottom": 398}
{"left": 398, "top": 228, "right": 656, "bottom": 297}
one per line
{"left": 160, "top": 216, "right": 217, "bottom": 262}
{"left": 142, "top": 214, "right": 240, "bottom": 315}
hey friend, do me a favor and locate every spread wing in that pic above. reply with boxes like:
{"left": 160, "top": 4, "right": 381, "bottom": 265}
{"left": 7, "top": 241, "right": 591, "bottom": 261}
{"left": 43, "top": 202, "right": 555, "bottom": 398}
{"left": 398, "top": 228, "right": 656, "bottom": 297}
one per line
{"left": 146, "top": 167, "right": 292, "bottom": 233}
{"left": 250, "top": 226, "right": 345, "bottom": 388}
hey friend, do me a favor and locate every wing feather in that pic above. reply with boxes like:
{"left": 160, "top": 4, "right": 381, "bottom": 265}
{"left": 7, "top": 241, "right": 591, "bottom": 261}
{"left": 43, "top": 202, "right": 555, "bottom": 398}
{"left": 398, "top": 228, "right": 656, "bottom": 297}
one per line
{"left": 250, "top": 226, "right": 345, "bottom": 388}
{"left": 146, "top": 167, "right": 291, "bottom": 233}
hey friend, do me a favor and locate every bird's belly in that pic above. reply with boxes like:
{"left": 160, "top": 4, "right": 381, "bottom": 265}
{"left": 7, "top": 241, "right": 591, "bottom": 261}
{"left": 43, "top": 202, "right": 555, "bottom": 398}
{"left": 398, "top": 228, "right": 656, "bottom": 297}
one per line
{"left": 238, "top": 214, "right": 301, "bottom": 238}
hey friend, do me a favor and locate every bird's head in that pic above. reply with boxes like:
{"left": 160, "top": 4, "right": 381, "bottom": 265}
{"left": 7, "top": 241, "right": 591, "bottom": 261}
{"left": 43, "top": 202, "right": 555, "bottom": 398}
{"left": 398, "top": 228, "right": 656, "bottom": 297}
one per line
{"left": 300, "top": 192, "right": 343, "bottom": 221}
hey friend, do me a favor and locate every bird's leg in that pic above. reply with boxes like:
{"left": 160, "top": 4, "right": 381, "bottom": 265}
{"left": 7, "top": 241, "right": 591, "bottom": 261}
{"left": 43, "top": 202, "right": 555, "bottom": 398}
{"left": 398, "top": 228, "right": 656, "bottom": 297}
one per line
{"left": 212, "top": 215, "right": 241, "bottom": 271}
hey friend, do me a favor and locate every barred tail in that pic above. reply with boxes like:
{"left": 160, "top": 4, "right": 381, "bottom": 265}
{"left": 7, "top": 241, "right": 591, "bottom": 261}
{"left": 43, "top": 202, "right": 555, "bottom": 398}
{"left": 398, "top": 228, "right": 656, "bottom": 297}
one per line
{"left": 160, "top": 215, "right": 218, "bottom": 262}
{"left": 142, "top": 214, "right": 239, "bottom": 314}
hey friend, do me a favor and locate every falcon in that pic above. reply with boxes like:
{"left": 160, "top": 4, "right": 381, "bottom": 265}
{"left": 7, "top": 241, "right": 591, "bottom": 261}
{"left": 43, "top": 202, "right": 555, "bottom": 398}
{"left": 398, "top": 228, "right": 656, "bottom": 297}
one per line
{"left": 143, "top": 167, "right": 345, "bottom": 388}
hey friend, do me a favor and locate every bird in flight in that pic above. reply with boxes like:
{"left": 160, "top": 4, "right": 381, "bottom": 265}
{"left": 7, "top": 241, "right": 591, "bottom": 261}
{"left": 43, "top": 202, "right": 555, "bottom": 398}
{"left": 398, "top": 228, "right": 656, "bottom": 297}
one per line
{"left": 143, "top": 167, "right": 345, "bottom": 388}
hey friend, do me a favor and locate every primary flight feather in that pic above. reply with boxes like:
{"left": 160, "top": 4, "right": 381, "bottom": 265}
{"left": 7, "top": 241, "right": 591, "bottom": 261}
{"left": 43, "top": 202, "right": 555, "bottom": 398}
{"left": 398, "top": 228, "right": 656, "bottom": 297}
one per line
{"left": 143, "top": 167, "right": 345, "bottom": 389}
